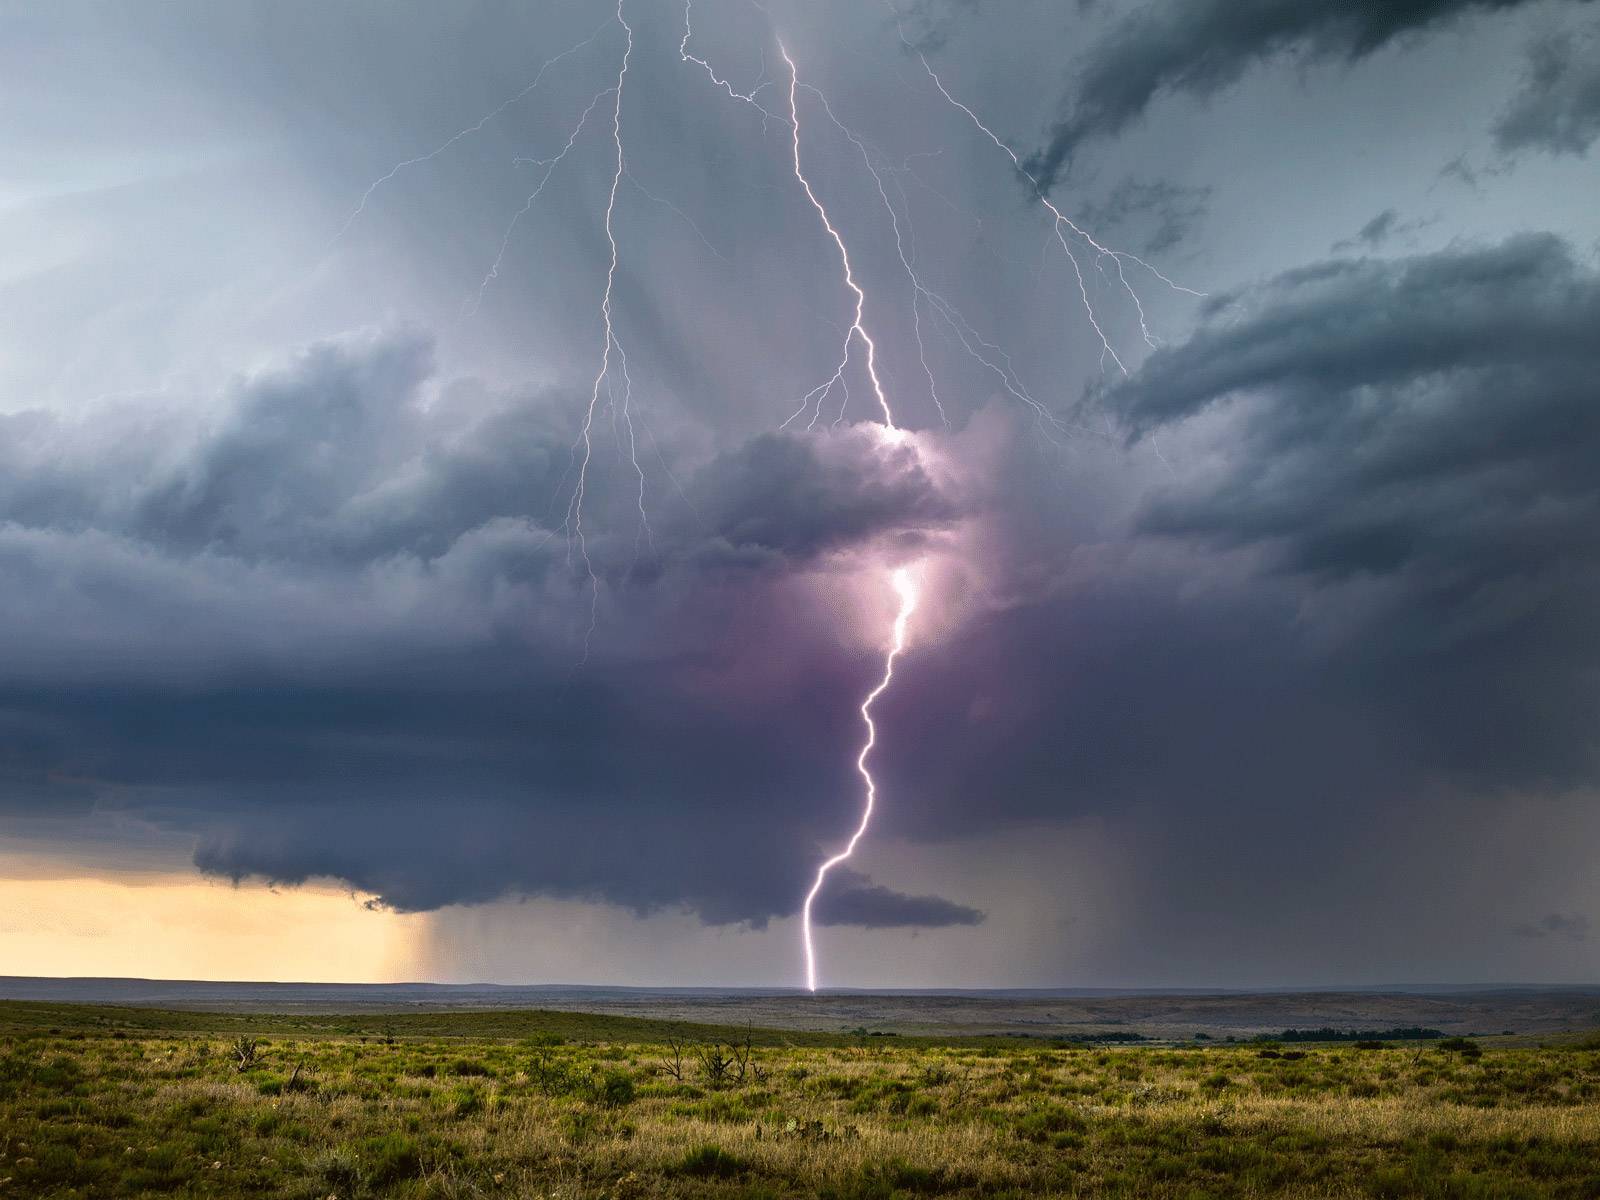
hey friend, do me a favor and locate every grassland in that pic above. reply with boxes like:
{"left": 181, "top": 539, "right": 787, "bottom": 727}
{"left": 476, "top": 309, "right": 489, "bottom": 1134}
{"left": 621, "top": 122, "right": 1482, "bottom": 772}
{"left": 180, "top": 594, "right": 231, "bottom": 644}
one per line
{"left": 3, "top": 1001, "right": 1599, "bottom": 1198}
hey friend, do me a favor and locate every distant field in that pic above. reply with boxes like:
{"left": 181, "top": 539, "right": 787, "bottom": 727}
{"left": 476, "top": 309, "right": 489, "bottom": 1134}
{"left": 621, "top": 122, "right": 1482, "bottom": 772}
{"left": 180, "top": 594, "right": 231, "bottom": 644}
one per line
{"left": 7, "top": 978, "right": 1600, "bottom": 1040}
{"left": 4, "top": 1001, "right": 1600, "bottom": 1198}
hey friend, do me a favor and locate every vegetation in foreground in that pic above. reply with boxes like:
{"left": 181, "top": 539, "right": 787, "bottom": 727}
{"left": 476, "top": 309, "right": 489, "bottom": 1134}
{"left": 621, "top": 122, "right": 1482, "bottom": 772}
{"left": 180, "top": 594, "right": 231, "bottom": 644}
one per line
{"left": 3, "top": 1002, "right": 1599, "bottom": 1198}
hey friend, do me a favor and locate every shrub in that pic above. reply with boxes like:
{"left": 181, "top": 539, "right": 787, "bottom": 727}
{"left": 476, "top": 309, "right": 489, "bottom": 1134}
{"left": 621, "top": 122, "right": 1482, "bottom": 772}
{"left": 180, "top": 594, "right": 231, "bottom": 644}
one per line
{"left": 677, "top": 1144, "right": 746, "bottom": 1178}
{"left": 361, "top": 1132, "right": 423, "bottom": 1185}
{"left": 598, "top": 1069, "right": 636, "bottom": 1108}
{"left": 230, "top": 1036, "right": 262, "bottom": 1072}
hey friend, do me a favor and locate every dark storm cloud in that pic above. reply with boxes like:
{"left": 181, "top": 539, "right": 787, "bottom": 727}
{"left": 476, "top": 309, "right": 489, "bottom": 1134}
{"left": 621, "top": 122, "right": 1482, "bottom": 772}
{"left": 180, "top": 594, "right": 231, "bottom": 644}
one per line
{"left": 844, "top": 230, "right": 1599, "bottom": 973}
{"left": 1494, "top": 25, "right": 1600, "bottom": 156}
{"left": 1111, "top": 233, "right": 1598, "bottom": 439}
{"left": 0, "top": 328, "right": 958, "bottom": 923}
{"left": 0, "top": 330, "right": 948, "bottom": 580}
{"left": 811, "top": 869, "right": 985, "bottom": 928}
{"left": 1026, "top": 0, "right": 1595, "bottom": 185}
{"left": 75, "top": 232, "right": 1599, "bottom": 929}
{"left": 1105, "top": 235, "right": 1600, "bottom": 782}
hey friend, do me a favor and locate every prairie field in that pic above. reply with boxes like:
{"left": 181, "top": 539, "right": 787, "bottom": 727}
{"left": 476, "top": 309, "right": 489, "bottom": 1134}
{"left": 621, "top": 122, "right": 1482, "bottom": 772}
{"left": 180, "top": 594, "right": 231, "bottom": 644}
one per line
{"left": 3, "top": 1001, "right": 1599, "bottom": 1199}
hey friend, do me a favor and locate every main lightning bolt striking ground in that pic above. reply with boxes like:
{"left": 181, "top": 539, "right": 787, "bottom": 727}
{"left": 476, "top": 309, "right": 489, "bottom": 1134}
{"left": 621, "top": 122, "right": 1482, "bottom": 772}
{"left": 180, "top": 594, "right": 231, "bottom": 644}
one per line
{"left": 801, "top": 567, "right": 921, "bottom": 993}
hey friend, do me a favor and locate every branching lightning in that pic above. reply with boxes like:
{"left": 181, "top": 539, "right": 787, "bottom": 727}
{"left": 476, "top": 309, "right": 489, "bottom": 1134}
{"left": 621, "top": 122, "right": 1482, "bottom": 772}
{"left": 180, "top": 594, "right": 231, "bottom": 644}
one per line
{"left": 336, "top": 0, "right": 1203, "bottom": 990}
{"left": 777, "top": 44, "right": 896, "bottom": 432}
{"left": 334, "top": 20, "right": 614, "bottom": 244}
{"left": 467, "top": 84, "right": 616, "bottom": 317}
{"left": 680, "top": 0, "right": 783, "bottom": 124}
{"left": 566, "top": 0, "right": 639, "bottom": 660}
{"left": 801, "top": 566, "right": 920, "bottom": 993}
{"left": 886, "top": 2, "right": 1203, "bottom": 373}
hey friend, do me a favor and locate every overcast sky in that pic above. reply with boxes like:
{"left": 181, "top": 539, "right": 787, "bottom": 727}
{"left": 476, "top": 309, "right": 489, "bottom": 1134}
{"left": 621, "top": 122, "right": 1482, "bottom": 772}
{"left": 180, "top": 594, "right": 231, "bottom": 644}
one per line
{"left": 2, "top": 0, "right": 1598, "bottom": 988}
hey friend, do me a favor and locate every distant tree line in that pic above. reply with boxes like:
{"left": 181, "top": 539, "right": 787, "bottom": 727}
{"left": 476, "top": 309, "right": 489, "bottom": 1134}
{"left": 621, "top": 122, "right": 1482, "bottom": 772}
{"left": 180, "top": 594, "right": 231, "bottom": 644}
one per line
{"left": 1262, "top": 1027, "right": 1446, "bottom": 1043}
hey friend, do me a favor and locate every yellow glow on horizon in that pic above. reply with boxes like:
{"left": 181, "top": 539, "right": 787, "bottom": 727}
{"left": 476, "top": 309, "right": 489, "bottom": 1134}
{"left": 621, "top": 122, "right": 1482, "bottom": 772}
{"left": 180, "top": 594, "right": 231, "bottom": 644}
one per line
{"left": 0, "top": 870, "right": 425, "bottom": 982}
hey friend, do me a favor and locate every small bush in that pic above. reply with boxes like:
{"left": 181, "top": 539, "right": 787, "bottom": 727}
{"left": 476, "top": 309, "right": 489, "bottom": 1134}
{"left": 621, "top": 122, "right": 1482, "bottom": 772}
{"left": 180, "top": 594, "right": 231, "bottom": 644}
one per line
{"left": 599, "top": 1069, "right": 636, "bottom": 1108}
{"left": 362, "top": 1132, "right": 423, "bottom": 1185}
{"left": 677, "top": 1144, "right": 747, "bottom": 1178}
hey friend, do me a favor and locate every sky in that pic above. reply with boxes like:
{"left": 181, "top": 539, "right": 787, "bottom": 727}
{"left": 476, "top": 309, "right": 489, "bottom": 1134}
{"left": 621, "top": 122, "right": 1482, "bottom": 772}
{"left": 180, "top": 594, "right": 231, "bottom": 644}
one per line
{"left": 2, "top": 0, "right": 1598, "bottom": 989}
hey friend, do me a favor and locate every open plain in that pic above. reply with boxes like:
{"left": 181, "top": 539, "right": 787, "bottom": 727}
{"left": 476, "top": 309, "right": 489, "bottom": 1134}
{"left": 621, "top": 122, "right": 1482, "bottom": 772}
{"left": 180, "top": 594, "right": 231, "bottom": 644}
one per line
{"left": 4, "top": 988, "right": 1600, "bottom": 1198}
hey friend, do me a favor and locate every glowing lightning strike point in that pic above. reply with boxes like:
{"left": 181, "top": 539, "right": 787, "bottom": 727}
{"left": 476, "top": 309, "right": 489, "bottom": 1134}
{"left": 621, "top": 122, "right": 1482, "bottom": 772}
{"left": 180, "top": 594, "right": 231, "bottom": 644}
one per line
{"left": 801, "top": 567, "right": 920, "bottom": 993}
{"left": 777, "top": 43, "right": 895, "bottom": 431}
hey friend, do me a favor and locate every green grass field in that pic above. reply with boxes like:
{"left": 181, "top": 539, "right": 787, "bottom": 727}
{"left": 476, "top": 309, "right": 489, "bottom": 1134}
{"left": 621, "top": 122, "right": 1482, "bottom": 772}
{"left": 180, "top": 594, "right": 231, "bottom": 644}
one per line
{"left": 3, "top": 1001, "right": 1599, "bottom": 1198}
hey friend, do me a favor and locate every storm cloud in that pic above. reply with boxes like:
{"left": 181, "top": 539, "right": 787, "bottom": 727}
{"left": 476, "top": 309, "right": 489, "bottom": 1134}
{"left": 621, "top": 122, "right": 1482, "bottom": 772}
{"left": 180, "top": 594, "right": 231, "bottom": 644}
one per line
{"left": 0, "top": 326, "right": 960, "bottom": 924}
{"left": 1109, "top": 233, "right": 1600, "bottom": 789}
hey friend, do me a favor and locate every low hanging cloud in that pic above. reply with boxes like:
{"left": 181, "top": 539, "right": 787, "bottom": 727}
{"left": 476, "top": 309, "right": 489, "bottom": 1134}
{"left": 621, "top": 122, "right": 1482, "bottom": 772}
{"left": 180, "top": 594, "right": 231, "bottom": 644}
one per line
{"left": 1026, "top": 0, "right": 1597, "bottom": 185}
{"left": 811, "top": 869, "right": 985, "bottom": 929}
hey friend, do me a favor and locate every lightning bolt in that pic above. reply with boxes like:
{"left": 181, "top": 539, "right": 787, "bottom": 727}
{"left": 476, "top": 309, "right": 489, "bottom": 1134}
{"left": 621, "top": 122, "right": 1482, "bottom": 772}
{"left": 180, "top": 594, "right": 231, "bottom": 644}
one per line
{"left": 801, "top": 565, "right": 920, "bottom": 993}
{"left": 333, "top": 20, "right": 614, "bottom": 244}
{"left": 565, "top": 0, "right": 638, "bottom": 661}
{"left": 776, "top": 43, "right": 895, "bottom": 432}
{"left": 798, "top": 82, "right": 1105, "bottom": 439}
{"left": 467, "top": 84, "right": 617, "bottom": 317}
{"left": 680, "top": 0, "right": 783, "bottom": 124}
